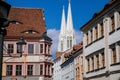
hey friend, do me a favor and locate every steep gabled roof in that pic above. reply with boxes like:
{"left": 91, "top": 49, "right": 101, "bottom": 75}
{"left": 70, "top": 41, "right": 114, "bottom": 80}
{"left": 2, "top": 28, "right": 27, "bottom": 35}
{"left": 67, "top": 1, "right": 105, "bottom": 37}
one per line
{"left": 5, "top": 7, "right": 46, "bottom": 40}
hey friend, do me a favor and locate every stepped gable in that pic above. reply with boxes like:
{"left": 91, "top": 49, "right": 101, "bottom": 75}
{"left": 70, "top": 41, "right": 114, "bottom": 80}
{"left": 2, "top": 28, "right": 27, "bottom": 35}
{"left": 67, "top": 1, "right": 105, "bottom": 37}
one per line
{"left": 5, "top": 7, "right": 46, "bottom": 40}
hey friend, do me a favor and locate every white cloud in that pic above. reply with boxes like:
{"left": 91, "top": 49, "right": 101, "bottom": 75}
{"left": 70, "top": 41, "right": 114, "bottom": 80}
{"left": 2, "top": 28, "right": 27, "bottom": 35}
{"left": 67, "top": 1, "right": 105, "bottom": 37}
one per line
{"left": 47, "top": 29, "right": 60, "bottom": 59}
{"left": 47, "top": 29, "right": 82, "bottom": 59}
{"left": 75, "top": 30, "right": 83, "bottom": 43}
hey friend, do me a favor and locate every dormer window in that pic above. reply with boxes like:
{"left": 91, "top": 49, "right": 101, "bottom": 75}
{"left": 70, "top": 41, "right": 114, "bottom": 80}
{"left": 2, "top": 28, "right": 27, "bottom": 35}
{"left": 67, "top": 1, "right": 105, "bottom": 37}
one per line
{"left": 21, "top": 30, "right": 39, "bottom": 34}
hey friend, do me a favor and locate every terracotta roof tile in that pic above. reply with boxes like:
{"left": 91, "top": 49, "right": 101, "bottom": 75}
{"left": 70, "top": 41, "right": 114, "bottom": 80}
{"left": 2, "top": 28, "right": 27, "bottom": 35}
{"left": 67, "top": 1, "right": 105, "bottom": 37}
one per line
{"left": 56, "top": 52, "right": 63, "bottom": 58}
{"left": 5, "top": 7, "right": 46, "bottom": 39}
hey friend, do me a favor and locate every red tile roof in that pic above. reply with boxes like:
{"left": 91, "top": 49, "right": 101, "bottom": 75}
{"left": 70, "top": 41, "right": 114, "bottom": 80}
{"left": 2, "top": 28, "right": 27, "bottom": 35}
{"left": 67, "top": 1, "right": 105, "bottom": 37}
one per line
{"left": 5, "top": 7, "right": 46, "bottom": 40}
{"left": 56, "top": 52, "right": 63, "bottom": 58}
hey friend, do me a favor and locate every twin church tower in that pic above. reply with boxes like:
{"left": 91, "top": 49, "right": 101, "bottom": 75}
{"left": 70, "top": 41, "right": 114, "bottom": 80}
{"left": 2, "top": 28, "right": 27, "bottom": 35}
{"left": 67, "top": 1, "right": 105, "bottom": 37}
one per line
{"left": 58, "top": 0, "right": 76, "bottom": 52}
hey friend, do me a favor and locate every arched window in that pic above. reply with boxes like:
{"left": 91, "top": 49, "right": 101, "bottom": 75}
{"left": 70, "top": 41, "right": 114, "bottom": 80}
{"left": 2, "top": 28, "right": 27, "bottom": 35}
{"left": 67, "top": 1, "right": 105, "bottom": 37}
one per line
{"left": 70, "top": 37, "right": 72, "bottom": 48}
{"left": 67, "top": 37, "right": 69, "bottom": 48}
{"left": 61, "top": 41, "right": 63, "bottom": 51}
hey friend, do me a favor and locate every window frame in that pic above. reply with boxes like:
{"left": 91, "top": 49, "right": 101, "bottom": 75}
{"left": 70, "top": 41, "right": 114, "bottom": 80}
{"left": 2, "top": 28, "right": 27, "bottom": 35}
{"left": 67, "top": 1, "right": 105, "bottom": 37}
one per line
{"left": 6, "top": 65, "right": 13, "bottom": 76}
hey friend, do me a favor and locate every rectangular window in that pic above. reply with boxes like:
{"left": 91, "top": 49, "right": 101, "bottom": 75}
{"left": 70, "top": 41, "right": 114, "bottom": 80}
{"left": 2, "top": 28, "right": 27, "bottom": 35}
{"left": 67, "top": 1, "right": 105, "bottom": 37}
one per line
{"left": 45, "top": 44, "right": 47, "bottom": 54}
{"left": 91, "top": 30, "right": 93, "bottom": 42}
{"left": 28, "top": 44, "right": 34, "bottom": 54}
{"left": 96, "top": 55, "right": 99, "bottom": 69}
{"left": 67, "top": 39, "right": 69, "bottom": 48}
{"left": 101, "top": 23, "right": 104, "bottom": 37}
{"left": 8, "top": 44, "right": 14, "bottom": 53}
{"left": 112, "top": 47, "right": 116, "bottom": 64}
{"left": 16, "top": 65, "right": 22, "bottom": 76}
{"left": 87, "top": 59, "right": 90, "bottom": 72}
{"left": 45, "top": 64, "right": 47, "bottom": 75}
{"left": 111, "top": 16, "right": 115, "bottom": 31}
{"left": 40, "top": 44, "right": 43, "bottom": 53}
{"left": 27, "top": 65, "right": 33, "bottom": 75}
{"left": 95, "top": 26, "right": 98, "bottom": 39}
{"left": 6, "top": 65, "right": 13, "bottom": 76}
{"left": 101, "top": 52, "right": 105, "bottom": 67}
{"left": 86, "top": 33, "right": 88, "bottom": 45}
{"left": 48, "top": 65, "right": 50, "bottom": 75}
{"left": 40, "top": 65, "right": 43, "bottom": 75}
{"left": 48, "top": 45, "right": 50, "bottom": 54}
{"left": 91, "top": 57, "right": 94, "bottom": 70}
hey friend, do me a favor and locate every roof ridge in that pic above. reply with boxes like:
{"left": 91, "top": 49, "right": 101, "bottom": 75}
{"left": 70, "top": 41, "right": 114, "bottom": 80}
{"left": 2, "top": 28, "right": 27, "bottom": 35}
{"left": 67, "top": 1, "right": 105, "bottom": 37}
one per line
{"left": 11, "top": 6, "right": 43, "bottom": 10}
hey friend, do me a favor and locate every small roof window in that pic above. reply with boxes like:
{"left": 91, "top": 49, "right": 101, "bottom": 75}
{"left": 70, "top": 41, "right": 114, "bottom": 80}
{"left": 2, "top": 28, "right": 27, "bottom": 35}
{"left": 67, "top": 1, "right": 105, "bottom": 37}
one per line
{"left": 21, "top": 30, "right": 39, "bottom": 34}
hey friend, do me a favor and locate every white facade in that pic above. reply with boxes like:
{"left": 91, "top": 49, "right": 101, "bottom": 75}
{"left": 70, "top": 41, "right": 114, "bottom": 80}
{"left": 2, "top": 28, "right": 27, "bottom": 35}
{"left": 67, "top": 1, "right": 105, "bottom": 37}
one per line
{"left": 61, "top": 58, "right": 75, "bottom": 80}
{"left": 81, "top": 1, "right": 120, "bottom": 80}
{"left": 53, "top": 57, "right": 62, "bottom": 80}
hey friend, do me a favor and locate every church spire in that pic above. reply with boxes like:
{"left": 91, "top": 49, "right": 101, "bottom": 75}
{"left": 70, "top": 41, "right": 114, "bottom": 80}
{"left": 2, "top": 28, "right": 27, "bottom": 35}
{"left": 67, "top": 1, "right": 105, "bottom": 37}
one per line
{"left": 66, "top": 0, "right": 73, "bottom": 32}
{"left": 57, "top": 0, "right": 76, "bottom": 52}
{"left": 60, "top": 5, "right": 66, "bottom": 35}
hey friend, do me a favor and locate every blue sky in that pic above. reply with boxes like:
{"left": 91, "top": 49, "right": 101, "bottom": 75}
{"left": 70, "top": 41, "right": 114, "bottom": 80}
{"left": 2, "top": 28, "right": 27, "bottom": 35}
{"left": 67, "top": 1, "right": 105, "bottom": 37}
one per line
{"left": 6, "top": 0, "right": 109, "bottom": 30}
{"left": 6, "top": 0, "right": 110, "bottom": 58}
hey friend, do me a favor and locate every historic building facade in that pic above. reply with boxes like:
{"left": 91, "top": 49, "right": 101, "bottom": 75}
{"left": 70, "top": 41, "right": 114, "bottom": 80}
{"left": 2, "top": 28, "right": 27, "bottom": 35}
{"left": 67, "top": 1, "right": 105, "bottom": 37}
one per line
{"left": 2, "top": 7, "right": 53, "bottom": 80}
{"left": 74, "top": 42, "right": 83, "bottom": 80}
{"left": 61, "top": 42, "right": 83, "bottom": 80}
{"left": 81, "top": 0, "right": 120, "bottom": 80}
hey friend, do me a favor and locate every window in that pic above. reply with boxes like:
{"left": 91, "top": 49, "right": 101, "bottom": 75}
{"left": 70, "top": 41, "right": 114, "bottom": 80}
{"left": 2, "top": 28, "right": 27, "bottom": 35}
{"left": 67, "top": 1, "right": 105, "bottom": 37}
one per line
{"left": 8, "top": 44, "right": 14, "bottom": 53}
{"left": 48, "top": 65, "right": 50, "bottom": 75}
{"left": 87, "top": 59, "right": 90, "bottom": 71}
{"left": 27, "top": 65, "right": 33, "bottom": 75}
{"left": 112, "top": 47, "right": 116, "bottom": 64}
{"left": 86, "top": 33, "right": 88, "bottom": 45}
{"left": 40, "top": 65, "right": 43, "bottom": 75}
{"left": 91, "top": 30, "right": 93, "bottom": 42}
{"left": 61, "top": 41, "right": 63, "bottom": 51}
{"left": 6, "top": 65, "right": 13, "bottom": 76}
{"left": 45, "top": 44, "right": 47, "bottom": 54}
{"left": 40, "top": 44, "right": 43, "bottom": 53}
{"left": 91, "top": 57, "right": 94, "bottom": 70}
{"left": 101, "top": 23, "right": 104, "bottom": 37}
{"left": 28, "top": 44, "right": 34, "bottom": 54}
{"left": 111, "top": 16, "right": 115, "bottom": 31}
{"left": 96, "top": 55, "right": 99, "bottom": 69}
{"left": 101, "top": 52, "right": 105, "bottom": 67}
{"left": 48, "top": 45, "right": 50, "bottom": 54}
{"left": 67, "top": 37, "right": 69, "bottom": 48}
{"left": 95, "top": 26, "right": 98, "bottom": 40}
{"left": 16, "top": 65, "right": 22, "bottom": 76}
{"left": 76, "top": 68, "right": 77, "bottom": 77}
{"left": 70, "top": 37, "right": 72, "bottom": 48}
{"left": 45, "top": 64, "right": 47, "bottom": 75}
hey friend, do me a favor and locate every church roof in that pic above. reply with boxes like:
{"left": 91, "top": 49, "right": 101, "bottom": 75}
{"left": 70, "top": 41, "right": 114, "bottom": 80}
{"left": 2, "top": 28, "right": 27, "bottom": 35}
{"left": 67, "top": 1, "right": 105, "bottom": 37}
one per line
{"left": 5, "top": 7, "right": 46, "bottom": 40}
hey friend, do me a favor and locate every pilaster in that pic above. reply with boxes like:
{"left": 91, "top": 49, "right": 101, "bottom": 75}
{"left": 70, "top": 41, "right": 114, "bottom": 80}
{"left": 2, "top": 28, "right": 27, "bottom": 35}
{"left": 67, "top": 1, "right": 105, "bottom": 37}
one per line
{"left": 92, "top": 27, "right": 95, "bottom": 41}
{"left": 114, "top": 11, "right": 120, "bottom": 29}
{"left": 116, "top": 45, "right": 120, "bottom": 62}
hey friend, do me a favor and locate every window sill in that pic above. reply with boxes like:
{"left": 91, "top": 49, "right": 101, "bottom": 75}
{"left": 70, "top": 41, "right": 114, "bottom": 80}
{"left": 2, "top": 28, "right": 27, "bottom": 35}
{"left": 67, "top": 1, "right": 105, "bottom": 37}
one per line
{"left": 117, "top": 27, "right": 120, "bottom": 30}
{"left": 85, "top": 36, "right": 104, "bottom": 48}
{"left": 110, "top": 62, "right": 120, "bottom": 66}
{"left": 109, "top": 30, "right": 115, "bottom": 35}
{"left": 86, "top": 67, "right": 105, "bottom": 74}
